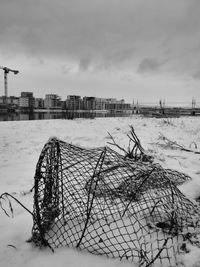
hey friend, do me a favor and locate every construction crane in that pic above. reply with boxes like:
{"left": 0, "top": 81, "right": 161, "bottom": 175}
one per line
{"left": 0, "top": 66, "right": 19, "bottom": 100}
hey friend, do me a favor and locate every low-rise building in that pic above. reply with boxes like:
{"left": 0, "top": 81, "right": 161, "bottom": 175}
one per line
{"left": 0, "top": 96, "right": 20, "bottom": 107}
{"left": 105, "top": 98, "right": 131, "bottom": 111}
{"left": 0, "top": 96, "right": 7, "bottom": 105}
{"left": 7, "top": 96, "right": 19, "bottom": 106}
{"left": 105, "top": 102, "right": 131, "bottom": 111}
{"left": 82, "top": 96, "right": 130, "bottom": 111}
{"left": 105, "top": 98, "right": 119, "bottom": 104}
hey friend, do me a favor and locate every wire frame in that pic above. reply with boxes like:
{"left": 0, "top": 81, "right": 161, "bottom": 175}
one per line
{"left": 32, "top": 137, "right": 199, "bottom": 266}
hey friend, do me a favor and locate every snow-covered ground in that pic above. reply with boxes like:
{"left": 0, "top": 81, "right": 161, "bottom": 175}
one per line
{"left": 0, "top": 115, "right": 200, "bottom": 267}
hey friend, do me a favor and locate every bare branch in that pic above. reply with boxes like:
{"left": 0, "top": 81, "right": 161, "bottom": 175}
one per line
{"left": 107, "top": 132, "right": 128, "bottom": 155}
{"left": 159, "top": 133, "right": 200, "bottom": 154}
{"left": 0, "top": 192, "right": 33, "bottom": 217}
{"left": 107, "top": 126, "right": 153, "bottom": 162}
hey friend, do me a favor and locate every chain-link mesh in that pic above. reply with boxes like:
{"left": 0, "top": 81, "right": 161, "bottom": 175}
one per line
{"left": 32, "top": 137, "right": 200, "bottom": 266}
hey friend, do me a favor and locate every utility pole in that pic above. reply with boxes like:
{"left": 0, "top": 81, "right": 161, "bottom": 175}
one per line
{"left": 159, "top": 99, "right": 165, "bottom": 114}
{"left": 192, "top": 97, "right": 196, "bottom": 109}
{"left": 192, "top": 97, "right": 196, "bottom": 116}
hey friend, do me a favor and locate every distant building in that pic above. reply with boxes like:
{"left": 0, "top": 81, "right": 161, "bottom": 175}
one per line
{"left": 94, "top": 98, "right": 106, "bottom": 110}
{"left": 82, "top": 97, "right": 105, "bottom": 110}
{"left": 7, "top": 96, "right": 19, "bottom": 106}
{"left": 61, "top": 100, "right": 67, "bottom": 110}
{"left": 0, "top": 96, "right": 7, "bottom": 105}
{"left": 82, "top": 96, "right": 130, "bottom": 111}
{"left": 0, "top": 96, "right": 19, "bottom": 107}
{"left": 66, "top": 95, "right": 82, "bottom": 110}
{"left": 105, "top": 98, "right": 131, "bottom": 111}
{"left": 105, "top": 103, "right": 131, "bottom": 110}
{"left": 44, "top": 94, "right": 61, "bottom": 109}
{"left": 35, "top": 98, "right": 44, "bottom": 109}
{"left": 105, "top": 98, "right": 119, "bottom": 104}
{"left": 19, "top": 92, "right": 35, "bottom": 110}
{"left": 83, "top": 97, "right": 96, "bottom": 110}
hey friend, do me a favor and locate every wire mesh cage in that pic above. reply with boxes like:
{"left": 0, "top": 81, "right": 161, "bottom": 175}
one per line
{"left": 32, "top": 137, "right": 200, "bottom": 266}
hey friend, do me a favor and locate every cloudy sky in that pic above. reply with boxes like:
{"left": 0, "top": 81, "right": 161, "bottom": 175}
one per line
{"left": 0, "top": 0, "right": 200, "bottom": 104}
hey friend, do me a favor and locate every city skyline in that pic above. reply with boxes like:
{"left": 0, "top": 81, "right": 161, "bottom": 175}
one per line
{"left": 1, "top": 91, "right": 198, "bottom": 108}
{"left": 0, "top": 0, "right": 200, "bottom": 103}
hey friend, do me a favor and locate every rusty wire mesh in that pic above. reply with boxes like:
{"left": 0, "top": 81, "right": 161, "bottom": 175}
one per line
{"left": 32, "top": 137, "right": 200, "bottom": 266}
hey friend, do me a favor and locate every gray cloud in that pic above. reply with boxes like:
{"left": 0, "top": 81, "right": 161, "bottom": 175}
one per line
{"left": 137, "top": 58, "right": 163, "bottom": 74}
{"left": 79, "top": 56, "right": 91, "bottom": 71}
{"left": 0, "top": 0, "right": 200, "bottom": 76}
{"left": 120, "top": 74, "right": 133, "bottom": 82}
{"left": 103, "top": 48, "right": 135, "bottom": 65}
{"left": 192, "top": 70, "right": 200, "bottom": 80}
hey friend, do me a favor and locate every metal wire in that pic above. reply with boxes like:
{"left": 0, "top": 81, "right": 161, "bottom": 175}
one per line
{"left": 32, "top": 137, "right": 199, "bottom": 266}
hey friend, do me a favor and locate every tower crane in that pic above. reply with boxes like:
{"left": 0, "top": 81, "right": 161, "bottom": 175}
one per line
{"left": 0, "top": 66, "right": 19, "bottom": 101}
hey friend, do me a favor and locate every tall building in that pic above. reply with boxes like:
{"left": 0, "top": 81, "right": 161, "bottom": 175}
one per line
{"left": 35, "top": 98, "right": 44, "bottom": 109}
{"left": 66, "top": 95, "right": 82, "bottom": 110}
{"left": 94, "top": 98, "right": 106, "bottom": 110}
{"left": 19, "top": 92, "right": 35, "bottom": 110}
{"left": 44, "top": 94, "right": 61, "bottom": 109}
{"left": 83, "top": 97, "right": 95, "bottom": 110}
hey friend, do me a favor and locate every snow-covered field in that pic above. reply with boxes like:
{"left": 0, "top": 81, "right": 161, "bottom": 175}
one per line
{"left": 0, "top": 115, "right": 200, "bottom": 267}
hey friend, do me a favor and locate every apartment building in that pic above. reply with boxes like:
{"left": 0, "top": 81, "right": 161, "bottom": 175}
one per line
{"left": 44, "top": 94, "right": 61, "bottom": 109}
{"left": 35, "top": 98, "right": 45, "bottom": 109}
{"left": 7, "top": 96, "right": 19, "bottom": 106}
{"left": 19, "top": 92, "right": 35, "bottom": 109}
{"left": 82, "top": 97, "right": 96, "bottom": 110}
{"left": 66, "top": 95, "right": 82, "bottom": 110}
{"left": 0, "top": 96, "right": 19, "bottom": 106}
{"left": 82, "top": 96, "right": 106, "bottom": 110}
{"left": 0, "top": 96, "right": 7, "bottom": 105}
{"left": 94, "top": 98, "right": 106, "bottom": 110}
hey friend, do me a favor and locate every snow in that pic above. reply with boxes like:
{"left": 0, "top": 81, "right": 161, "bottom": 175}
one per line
{"left": 0, "top": 115, "right": 200, "bottom": 267}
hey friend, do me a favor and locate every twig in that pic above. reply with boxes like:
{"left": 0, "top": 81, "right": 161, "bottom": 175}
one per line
{"left": 107, "top": 126, "right": 150, "bottom": 161}
{"left": 0, "top": 192, "right": 33, "bottom": 217}
{"left": 159, "top": 133, "right": 200, "bottom": 154}
{"left": 107, "top": 132, "right": 128, "bottom": 155}
{"left": 7, "top": 244, "right": 17, "bottom": 249}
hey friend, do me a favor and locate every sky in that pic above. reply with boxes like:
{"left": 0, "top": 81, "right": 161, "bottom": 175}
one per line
{"left": 0, "top": 0, "right": 200, "bottom": 104}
